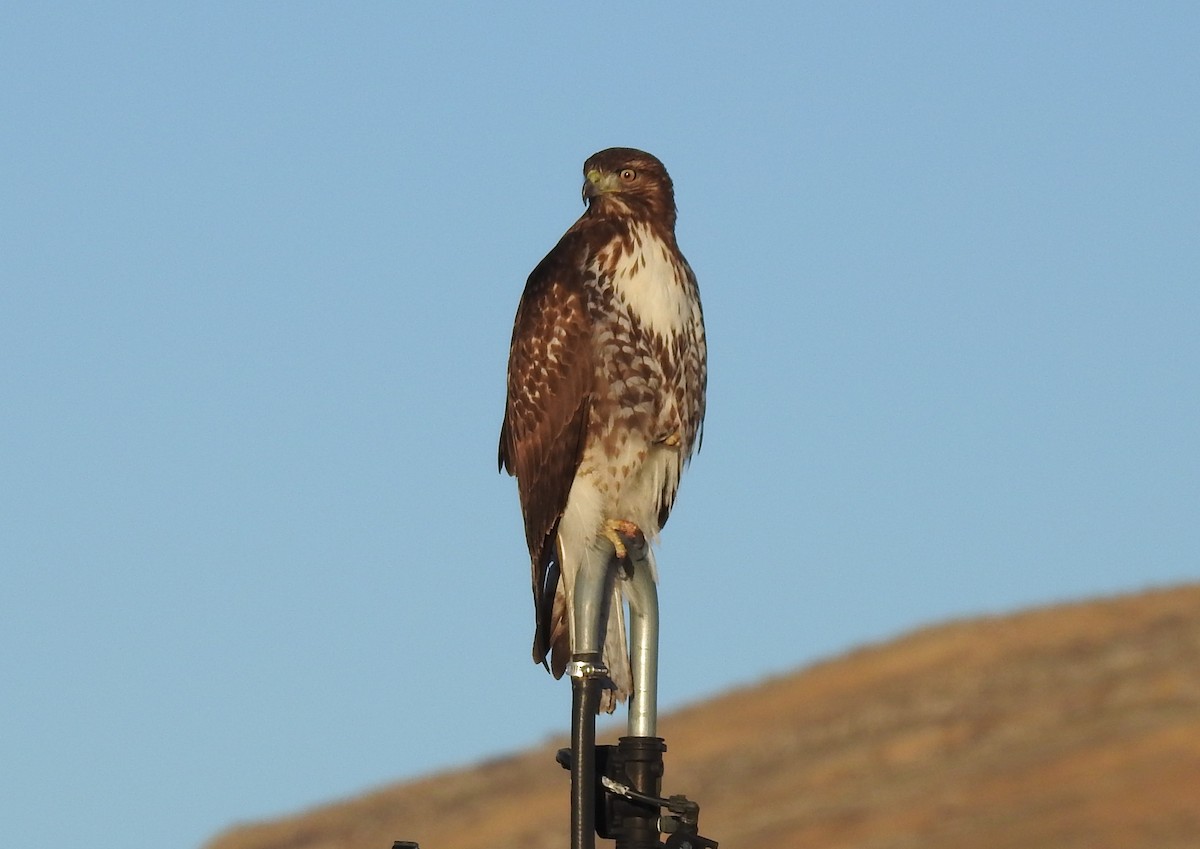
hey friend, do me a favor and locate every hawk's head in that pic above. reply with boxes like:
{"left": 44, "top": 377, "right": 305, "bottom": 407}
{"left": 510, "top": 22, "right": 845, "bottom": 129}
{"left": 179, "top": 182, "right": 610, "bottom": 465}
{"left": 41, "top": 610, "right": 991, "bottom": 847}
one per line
{"left": 582, "top": 147, "right": 676, "bottom": 227}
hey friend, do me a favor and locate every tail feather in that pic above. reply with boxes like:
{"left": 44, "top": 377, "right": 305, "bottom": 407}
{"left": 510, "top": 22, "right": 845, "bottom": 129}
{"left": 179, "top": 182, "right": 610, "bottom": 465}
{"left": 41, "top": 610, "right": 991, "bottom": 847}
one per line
{"left": 547, "top": 589, "right": 570, "bottom": 679}
{"left": 533, "top": 545, "right": 561, "bottom": 669}
{"left": 598, "top": 584, "right": 630, "bottom": 714}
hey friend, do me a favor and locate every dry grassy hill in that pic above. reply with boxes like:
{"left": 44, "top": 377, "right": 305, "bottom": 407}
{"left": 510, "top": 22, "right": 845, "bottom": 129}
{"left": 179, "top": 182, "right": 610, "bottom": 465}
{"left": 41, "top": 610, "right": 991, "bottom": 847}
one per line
{"left": 205, "top": 584, "right": 1200, "bottom": 849}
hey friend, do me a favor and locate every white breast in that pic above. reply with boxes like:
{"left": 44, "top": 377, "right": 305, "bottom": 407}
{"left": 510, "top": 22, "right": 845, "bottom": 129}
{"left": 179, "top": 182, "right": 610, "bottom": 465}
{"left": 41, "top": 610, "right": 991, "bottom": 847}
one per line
{"left": 608, "top": 224, "right": 694, "bottom": 338}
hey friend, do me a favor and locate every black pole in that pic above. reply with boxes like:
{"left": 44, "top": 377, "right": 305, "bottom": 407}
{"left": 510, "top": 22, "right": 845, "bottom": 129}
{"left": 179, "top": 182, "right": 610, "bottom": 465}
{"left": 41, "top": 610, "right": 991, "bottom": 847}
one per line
{"left": 614, "top": 736, "right": 666, "bottom": 849}
{"left": 570, "top": 652, "right": 602, "bottom": 849}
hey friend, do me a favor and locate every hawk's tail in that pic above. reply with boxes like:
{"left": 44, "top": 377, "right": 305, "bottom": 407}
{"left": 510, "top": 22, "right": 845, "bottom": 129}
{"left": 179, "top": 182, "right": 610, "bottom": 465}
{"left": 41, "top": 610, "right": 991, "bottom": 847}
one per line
{"left": 599, "top": 586, "right": 631, "bottom": 714}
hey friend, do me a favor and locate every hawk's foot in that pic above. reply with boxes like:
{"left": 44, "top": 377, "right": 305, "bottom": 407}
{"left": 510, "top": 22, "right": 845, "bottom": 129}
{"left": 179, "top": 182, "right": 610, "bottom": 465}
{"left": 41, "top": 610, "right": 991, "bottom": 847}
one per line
{"left": 656, "top": 429, "right": 683, "bottom": 448}
{"left": 603, "top": 519, "right": 642, "bottom": 560}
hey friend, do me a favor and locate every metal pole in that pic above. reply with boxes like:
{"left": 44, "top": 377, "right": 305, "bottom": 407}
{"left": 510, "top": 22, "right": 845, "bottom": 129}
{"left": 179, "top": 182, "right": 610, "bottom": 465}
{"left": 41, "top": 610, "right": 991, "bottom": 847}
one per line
{"left": 622, "top": 540, "right": 659, "bottom": 739}
{"left": 568, "top": 533, "right": 662, "bottom": 849}
{"left": 615, "top": 532, "right": 665, "bottom": 849}
{"left": 613, "top": 735, "right": 667, "bottom": 849}
{"left": 570, "top": 656, "right": 601, "bottom": 849}
{"left": 571, "top": 550, "right": 616, "bottom": 671}
{"left": 568, "top": 551, "right": 617, "bottom": 849}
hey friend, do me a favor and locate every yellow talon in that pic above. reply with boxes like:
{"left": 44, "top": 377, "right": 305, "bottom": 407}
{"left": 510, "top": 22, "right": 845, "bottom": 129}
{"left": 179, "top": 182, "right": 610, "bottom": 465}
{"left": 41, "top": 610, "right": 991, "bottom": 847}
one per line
{"left": 604, "top": 519, "right": 641, "bottom": 560}
{"left": 658, "top": 430, "right": 682, "bottom": 448}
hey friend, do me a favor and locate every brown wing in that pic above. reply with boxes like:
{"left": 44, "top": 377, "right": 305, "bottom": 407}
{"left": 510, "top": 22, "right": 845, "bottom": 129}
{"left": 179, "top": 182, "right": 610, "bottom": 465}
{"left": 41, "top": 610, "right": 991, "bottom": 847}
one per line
{"left": 499, "top": 235, "right": 594, "bottom": 665}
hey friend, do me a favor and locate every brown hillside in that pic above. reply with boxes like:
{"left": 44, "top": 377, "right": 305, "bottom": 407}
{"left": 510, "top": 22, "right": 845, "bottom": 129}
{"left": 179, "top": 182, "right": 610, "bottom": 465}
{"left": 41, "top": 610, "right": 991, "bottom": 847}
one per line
{"left": 205, "top": 585, "right": 1200, "bottom": 849}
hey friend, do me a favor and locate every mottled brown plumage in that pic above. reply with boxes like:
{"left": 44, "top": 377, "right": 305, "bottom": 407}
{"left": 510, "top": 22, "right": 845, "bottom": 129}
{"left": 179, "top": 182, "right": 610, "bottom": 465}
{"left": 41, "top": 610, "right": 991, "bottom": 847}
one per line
{"left": 500, "top": 148, "right": 706, "bottom": 711}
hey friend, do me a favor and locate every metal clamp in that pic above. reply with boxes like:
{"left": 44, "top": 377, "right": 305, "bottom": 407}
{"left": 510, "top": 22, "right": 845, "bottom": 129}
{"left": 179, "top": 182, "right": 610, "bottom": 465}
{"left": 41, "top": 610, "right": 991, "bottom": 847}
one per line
{"left": 566, "top": 659, "right": 610, "bottom": 679}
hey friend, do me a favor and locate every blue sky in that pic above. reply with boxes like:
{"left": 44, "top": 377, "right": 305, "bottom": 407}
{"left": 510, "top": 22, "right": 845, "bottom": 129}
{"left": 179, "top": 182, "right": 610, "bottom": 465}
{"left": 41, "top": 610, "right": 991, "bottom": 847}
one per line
{"left": 2, "top": 4, "right": 1197, "bottom": 848}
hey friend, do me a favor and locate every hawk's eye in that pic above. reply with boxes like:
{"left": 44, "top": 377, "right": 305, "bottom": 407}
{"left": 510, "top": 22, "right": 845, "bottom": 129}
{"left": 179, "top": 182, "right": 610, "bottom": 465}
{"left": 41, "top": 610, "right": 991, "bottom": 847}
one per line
{"left": 620, "top": 168, "right": 637, "bottom": 182}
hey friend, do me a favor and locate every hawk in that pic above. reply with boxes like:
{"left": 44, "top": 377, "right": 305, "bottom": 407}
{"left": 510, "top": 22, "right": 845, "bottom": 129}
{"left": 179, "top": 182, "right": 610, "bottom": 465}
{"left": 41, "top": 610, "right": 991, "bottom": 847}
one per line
{"left": 499, "top": 148, "right": 707, "bottom": 712}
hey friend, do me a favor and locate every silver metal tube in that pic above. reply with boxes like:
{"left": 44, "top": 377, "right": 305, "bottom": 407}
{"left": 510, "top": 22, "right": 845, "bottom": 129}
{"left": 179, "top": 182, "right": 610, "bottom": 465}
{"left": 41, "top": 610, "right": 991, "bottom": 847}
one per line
{"left": 623, "top": 545, "right": 659, "bottom": 738}
{"left": 572, "top": 551, "right": 615, "bottom": 658}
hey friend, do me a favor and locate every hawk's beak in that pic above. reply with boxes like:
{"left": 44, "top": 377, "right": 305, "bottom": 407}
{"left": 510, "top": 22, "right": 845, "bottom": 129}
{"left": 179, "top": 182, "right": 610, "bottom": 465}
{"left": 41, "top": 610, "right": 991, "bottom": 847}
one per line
{"left": 582, "top": 169, "right": 618, "bottom": 203}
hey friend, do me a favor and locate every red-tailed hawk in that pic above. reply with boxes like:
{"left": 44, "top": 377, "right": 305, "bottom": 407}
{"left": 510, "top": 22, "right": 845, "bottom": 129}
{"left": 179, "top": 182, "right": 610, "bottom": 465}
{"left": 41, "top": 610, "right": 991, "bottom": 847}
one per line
{"left": 499, "top": 148, "right": 707, "bottom": 712}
